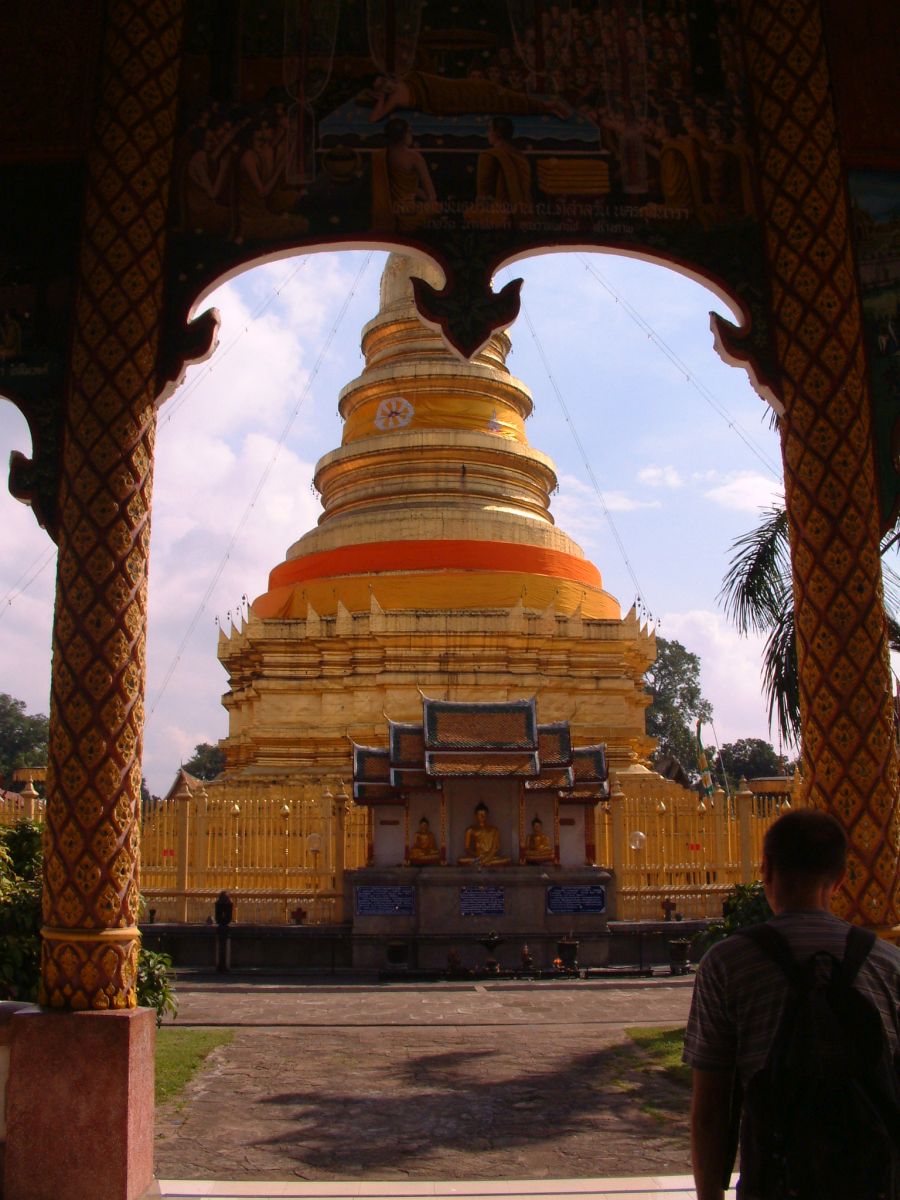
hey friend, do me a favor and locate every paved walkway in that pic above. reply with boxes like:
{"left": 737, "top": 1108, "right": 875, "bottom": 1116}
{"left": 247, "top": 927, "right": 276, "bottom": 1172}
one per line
{"left": 154, "top": 975, "right": 711, "bottom": 1197}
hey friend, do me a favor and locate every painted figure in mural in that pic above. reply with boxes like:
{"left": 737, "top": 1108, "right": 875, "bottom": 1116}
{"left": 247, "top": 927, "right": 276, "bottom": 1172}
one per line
{"left": 236, "top": 119, "right": 309, "bottom": 242}
{"left": 183, "top": 124, "right": 239, "bottom": 236}
{"left": 367, "top": 71, "right": 570, "bottom": 123}
{"left": 524, "top": 816, "right": 554, "bottom": 864}
{"left": 0, "top": 310, "right": 23, "bottom": 360}
{"left": 655, "top": 111, "right": 713, "bottom": 228}
{"left": 408, "top": 816, "right": 440, "bottom": 865}
{"left": 371, "top": 117, "right": 439, "bottom": 233}
{"left": 467, "top": 116, "right": 532, "bottom": 230}
{"left": 459, "top": 802, "right": 510, "bottom": 867}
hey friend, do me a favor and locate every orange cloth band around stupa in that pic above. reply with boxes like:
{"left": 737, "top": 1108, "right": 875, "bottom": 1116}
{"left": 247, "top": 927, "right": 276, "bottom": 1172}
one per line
{"left": 266, "top": 540, "right": 604, "bottom": 591}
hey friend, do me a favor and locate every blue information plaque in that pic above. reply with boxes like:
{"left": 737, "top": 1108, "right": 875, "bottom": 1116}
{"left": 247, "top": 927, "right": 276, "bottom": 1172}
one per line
{"left": 459, "top": 886, "right": 505, "bottom": 917}
{"left": 355, "top": 885, "right": 415, "bottom": 916}
{"left": 546, "top": 885, "right": 607, "bottom": 915}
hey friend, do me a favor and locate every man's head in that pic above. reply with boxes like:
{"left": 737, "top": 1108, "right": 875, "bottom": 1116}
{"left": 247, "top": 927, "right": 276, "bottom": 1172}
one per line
{"left": 475, "top": 802, "right": 489, "bottom": 826}
{"left": 761, "top": 809, "right": 846, "bottom": 910}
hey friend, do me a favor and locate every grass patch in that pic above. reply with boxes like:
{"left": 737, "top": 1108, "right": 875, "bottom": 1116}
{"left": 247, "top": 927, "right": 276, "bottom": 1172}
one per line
{"left": 156, "top": 1027, "right": 234, "bottom": 1106}
{"left": 626, "top": 1025, "right": 690, "bottom": 1088}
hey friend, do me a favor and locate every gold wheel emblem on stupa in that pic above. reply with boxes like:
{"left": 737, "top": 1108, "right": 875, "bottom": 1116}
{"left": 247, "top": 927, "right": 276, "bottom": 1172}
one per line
{"left": 374, "top": 396, "right": 414, "bottom": 430}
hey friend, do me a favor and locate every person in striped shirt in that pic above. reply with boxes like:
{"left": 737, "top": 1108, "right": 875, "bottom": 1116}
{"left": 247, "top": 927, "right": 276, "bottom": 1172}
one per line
{"left": 683, "top": 808, "right": 900, "bottom": 1200}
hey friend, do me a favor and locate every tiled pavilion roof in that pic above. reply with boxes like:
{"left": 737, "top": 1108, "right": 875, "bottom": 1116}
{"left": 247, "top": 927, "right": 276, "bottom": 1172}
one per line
{"left": 353, "top": 698, "right": 606, "bottom": 804}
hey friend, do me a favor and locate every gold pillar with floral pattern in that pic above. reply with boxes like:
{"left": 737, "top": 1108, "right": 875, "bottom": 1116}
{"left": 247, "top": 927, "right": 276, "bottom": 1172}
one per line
{"left": 40, "top": 0, "right": 186, "bottom": 1008}
{"left": 739, "top": 0, "right": 899, "bottom": 929}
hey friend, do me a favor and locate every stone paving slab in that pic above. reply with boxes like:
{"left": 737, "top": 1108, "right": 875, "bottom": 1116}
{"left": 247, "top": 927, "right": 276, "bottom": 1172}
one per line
{"left": 156, "top": 978, "right": 697, "bottom": 1186}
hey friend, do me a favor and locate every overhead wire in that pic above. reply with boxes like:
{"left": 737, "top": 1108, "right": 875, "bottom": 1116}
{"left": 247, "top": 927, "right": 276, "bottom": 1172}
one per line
{"left": 0, "top": 545, "right": 56, "bottom": 621}
{"left": 577, "top": 255, "right": 782, "bottom": 480}
{"left": 159, "top": 256, "right": 312, "bottom": 428}
{"left": 517, "top": 295, "right": 653, "bottom": 620}
{"left": 146, "top": 251, "right": 375, "bottom": 721}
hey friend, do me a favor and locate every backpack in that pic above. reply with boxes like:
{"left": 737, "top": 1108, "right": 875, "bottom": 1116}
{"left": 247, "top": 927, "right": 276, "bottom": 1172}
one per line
{"left": 730, "top": 922, "right": 900, "bottom": 1200}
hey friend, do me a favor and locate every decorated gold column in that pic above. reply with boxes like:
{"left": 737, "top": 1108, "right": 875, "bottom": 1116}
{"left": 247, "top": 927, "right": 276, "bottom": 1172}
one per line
{"left": 40, "top": 0, "right": 185, "bottom": 1008}
{"left": 739, "top": 0, "right": 899, "bottom": 929}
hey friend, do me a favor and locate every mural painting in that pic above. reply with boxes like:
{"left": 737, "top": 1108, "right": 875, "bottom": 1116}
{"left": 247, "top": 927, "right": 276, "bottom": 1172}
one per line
{"left": 0, "top": 165, "right": 84, "bottom": 531}
{"left": 166, "top": 0, "right": 773, "bottom": 367}
{"left": 849, "top": 170, "right": 900, "bottom": 528}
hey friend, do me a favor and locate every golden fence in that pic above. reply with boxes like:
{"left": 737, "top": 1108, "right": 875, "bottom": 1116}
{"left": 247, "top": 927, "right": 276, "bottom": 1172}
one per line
{"left": 2, "top": 770, "right": 799, "bottom": 924}
{"left": 138, "top": 779, "right": 371, "bottom": 924}
{"left": 599, "top": 772, "right": 800, "bottom": 919}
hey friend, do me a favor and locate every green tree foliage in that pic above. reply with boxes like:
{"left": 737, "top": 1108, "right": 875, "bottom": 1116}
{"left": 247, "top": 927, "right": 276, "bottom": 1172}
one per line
{"left": 0, "top": 693, "right": 49, "bottom": 785}
{"left": 645, "top": 637, "right": 713, "bottom": 774}
{"left": 0, "top": 818, "right": 177, "bottom": 1022}
{"left": 0, "top": 819, "right": 43, "bottom": 1000}
{"left": 720, "top": 503, "right": 900, "bottom": 746}
{"left": 182, "top": 742, "right": 225, "bottom": 780}
{"left": 716, "top": 738, "right": 785, "bottom": 789}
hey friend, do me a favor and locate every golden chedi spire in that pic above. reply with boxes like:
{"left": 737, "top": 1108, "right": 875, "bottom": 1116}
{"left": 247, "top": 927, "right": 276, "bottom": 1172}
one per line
{"left": 252, "top": 251, "right": 619, "bottom": 621}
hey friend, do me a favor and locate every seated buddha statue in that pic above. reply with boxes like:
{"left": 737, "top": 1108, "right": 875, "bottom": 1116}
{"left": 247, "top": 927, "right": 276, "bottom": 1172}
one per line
{"left": 458, "top": 802, "right": 510, "bottom": 867}
{"left": 524, "top": 816, "right": 554, "bottom": 864}
{"left": 408, "top": 816, "right": 440, "bottom": 865}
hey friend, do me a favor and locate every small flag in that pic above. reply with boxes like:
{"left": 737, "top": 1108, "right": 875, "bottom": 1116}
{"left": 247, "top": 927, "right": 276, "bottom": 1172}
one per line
{"left": 697, "top": 720, "right": 713, "bottom": 798}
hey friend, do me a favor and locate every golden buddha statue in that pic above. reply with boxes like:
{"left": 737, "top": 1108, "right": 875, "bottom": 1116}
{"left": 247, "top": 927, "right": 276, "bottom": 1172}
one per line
{"left": 524, "top": 816, "right": 554, "bottom": 864}
{"left": 458, "top": 802, "right": 510, "bottom": 867}
{"left": 408, "top": 816, "right": 440, "bottom": 865}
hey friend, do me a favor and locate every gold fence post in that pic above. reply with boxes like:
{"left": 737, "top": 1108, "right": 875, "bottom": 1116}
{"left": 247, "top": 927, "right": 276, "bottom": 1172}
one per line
{"left": 791, "top": 768, "right": 804, "bottom": 808}
{"left": 194, "top": 786, "right": 208, "bottom": 894}
{"left": 711, "top": 786, "right": 726, "bottom": 883}
{"left": 175, "top": 778, "right": 191, "bottom": 923}
{"left": 736, "top": 777, "right": 754, "bottom": 884}
{"left": 333, "top": 781, "right": 347, "bottom": 889}
{"left": 21, "top": 777, "right": 38, "bottom": 821}
{"left": 609, "top": 772, "right": 625, "bottom": 914}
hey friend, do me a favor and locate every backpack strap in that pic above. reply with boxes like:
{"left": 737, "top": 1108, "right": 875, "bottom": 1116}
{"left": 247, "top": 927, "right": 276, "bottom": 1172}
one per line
{"left": 841, "top": 925, "right": 876, "bottom": 985}
{"left": 736, "top": 922, "right": 805, "bottom": 988}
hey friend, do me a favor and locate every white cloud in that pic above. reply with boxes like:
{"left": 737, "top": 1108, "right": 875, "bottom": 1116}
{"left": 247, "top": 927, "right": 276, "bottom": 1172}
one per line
{"left": 703, "top": 472, "right": 782, "bottom": 513}
{"left": 637, "top": 464, "right": 683, "bottom": 488}
{"left": 659, "top": 609, "right": 785, "bottom": 750}
{"left": 551, "top": 473, "right": 661, "bottom": 555}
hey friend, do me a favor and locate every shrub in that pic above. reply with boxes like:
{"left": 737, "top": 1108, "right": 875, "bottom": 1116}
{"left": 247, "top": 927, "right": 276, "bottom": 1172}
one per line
{"left": 694, "top": 880, "right": 773, "bottom": 956}
{"left": 0, "top": 818, "right": 177, "bottom": 1019}
{"left": 0, "top": 820, "right": 43, "bottom": 1001}
{"left": 137, "top": 947, "right": 179, "bottom": 1026}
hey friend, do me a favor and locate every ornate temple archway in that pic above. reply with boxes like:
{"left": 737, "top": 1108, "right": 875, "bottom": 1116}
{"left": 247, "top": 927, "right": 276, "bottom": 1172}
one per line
{"left": 2, "top": 2, "right": 899, "bottom": 1196}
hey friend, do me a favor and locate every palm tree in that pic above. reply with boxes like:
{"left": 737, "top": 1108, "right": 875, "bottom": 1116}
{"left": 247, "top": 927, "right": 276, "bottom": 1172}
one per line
{"left": 720, "top": 504, "right": 900, "bottom": 747}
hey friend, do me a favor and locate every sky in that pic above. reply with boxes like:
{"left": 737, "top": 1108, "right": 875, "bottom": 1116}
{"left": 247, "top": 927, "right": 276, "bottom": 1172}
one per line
{"left": 0, "top": 249, "right": 786, "bottom": 796}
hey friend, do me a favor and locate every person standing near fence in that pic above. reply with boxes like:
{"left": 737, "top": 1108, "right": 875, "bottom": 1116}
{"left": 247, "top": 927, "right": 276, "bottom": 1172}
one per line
{"left": 683, "top": 808, "right": 900, "bottom": 1200}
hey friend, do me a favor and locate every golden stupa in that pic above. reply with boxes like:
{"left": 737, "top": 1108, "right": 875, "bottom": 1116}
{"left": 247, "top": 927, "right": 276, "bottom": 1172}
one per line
{"left": 218, "top": 252, "right": 655, "bottom": 787}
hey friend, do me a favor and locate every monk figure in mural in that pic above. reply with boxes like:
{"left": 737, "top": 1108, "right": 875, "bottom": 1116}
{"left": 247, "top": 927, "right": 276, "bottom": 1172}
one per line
{"left": 466, "top": 116, "right": 533, "bottom": 229}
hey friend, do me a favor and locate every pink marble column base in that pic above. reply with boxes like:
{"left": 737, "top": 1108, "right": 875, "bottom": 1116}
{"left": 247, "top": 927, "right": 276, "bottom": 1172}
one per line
{"left": 4, "top": 1007, "right": 156, "bottom": 1200}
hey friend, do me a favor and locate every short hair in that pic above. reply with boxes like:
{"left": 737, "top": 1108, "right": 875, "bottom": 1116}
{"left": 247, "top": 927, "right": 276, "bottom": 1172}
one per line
{"left": 763, "top": 809, "right": 847, "bottom": 884}
{"left": 491, "top": 115, "right": 515, "bottom": 141}
{"left": 475, "top": 802, "right": 488, "bottom": 814}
